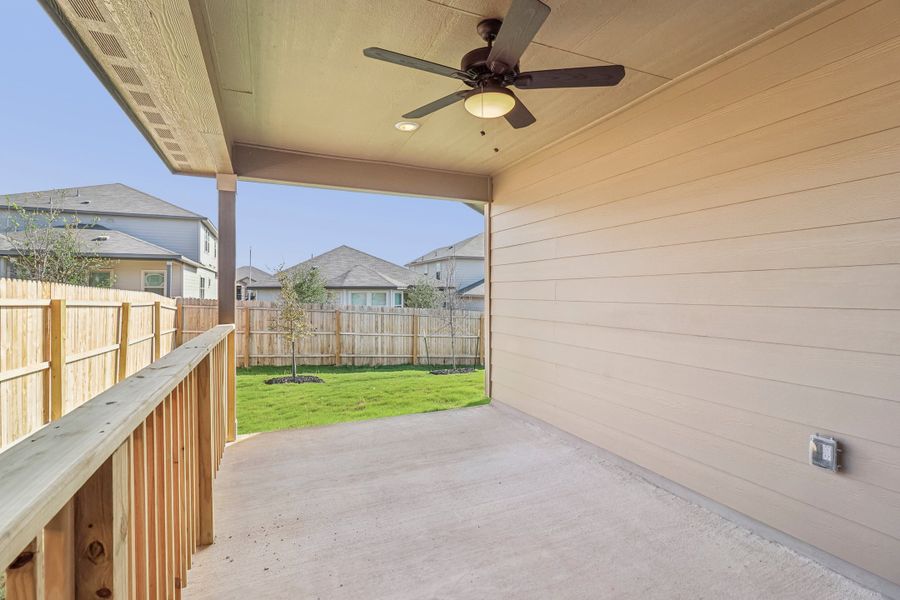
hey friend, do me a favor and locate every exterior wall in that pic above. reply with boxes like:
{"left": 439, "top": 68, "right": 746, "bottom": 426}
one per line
{"left": 459, "top": 296, "right": 484, "bottom": 312}
{"left": 410, "top": 257, "right": 483, "bottom": 289}
{"left": 333, "top": 288, "right": 404, "bottom": 307}
{"left": 198, "top": 221, "right": 218, "bottom": 272}
{"left": 253, "top": 288, "right": 281, "bottom": 303}
{"left": 105, "top": 259, "right": 183, "bottom": 297}
{"left": 489, "top": 0, "right": 900, "bottom": 588}
{"left": 183, "top": 265, "right": 218, "bottom": 300}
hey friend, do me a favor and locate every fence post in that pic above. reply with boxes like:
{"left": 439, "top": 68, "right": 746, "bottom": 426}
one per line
{"left": 118, "top": 303, "right": 131, "bottom": 382}
{"left": 196, "top": 355, "right": 215, "bottom": 545}
{"left": 153, "top": 301, "right": 162, "bottom": 361}
{"left": 334, "top": 309, "right": 342, "bottom": 366}
{"left": 478, "top": 314, "right": 485, "bottom": 367}
{"left": 175, "top": 298, "right": 184, "bottom": 347}
{"left": 49, "top": 299, "right": 67, "bottom": 422}
{"left": 411, "top": 312, "right": 419, "bottom": 366}
{"left": 242, "top": 305, "right": 251, "bottom": 368}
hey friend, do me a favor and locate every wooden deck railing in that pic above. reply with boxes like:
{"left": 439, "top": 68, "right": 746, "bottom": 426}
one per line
{"left": 0, "top": 324, "right": 235, "bottom": 600}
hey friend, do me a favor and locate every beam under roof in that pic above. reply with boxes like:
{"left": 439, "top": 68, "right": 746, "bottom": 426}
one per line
{"left": 232, "top": 144, "right": 490, "bottom": 206}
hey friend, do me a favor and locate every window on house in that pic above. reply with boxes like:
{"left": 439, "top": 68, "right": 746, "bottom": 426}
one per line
{"left": 204, "top": 229, "right": 210, "bottom": 253}
{"left": 143, "top": 271, "right": 166, "bottom": 296}
{"left": 371, "top": 292, "right": 387, "bottom": 306}
{"left": 200, "top": 276, "right": 206, "bottom": 299}
{"left": 88, "top": 270, "right": 113, "bottom": 288}
{"left": 393, "top": 292, "right": 403, "bottom": 307}
{"left": 236, "top": 284, "right": 243, "bottom": 300}
{"left": 350, "top": 292, "right": 366, "bottom": 306}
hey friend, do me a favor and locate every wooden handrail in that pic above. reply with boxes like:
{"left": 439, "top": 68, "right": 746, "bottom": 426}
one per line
{"left": 0, "top": 324, "right": 234, "bottom": 573}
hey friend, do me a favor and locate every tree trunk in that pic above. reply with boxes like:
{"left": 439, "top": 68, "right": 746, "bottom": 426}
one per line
{"left": 291, "top": 340, "right": 297, "bottom": 379}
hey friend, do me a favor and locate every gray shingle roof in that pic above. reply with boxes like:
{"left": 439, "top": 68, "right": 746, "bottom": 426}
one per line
{"left": 284, "top": 245, "right": 419, "bottom": 289}
{"left": 0, "top": 225, "right": 193, "bottom": 263}
{"left": 236, "top": 265, "right": 280, "bottom": 288}
{"left": 2, "top": 183, "right": 206, "bottom": 221}
{"left": 458, "top": 279, "right": 485, "bottom": 297}
{"left": 407, "top": 232, "right": 484, "bottom": 265}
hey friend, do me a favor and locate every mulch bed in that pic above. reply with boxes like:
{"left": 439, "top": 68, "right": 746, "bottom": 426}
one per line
{"left": 264, "top": 375, "right": 325, "bottom": 385}
{"left": 429, "top": 368, "right": 475, "bottom": 375}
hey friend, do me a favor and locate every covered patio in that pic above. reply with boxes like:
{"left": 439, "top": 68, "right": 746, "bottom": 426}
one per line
{"left": 2, "top": 0, "right": 897, "bottom": 597}
{"left": 185, "top": 405, "right": 877, "bottom": 600}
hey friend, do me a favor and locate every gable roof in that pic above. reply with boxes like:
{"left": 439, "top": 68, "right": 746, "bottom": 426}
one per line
{"left": 0, "top": 225, "right": 198, "bottom": 266}
{"left": 2, "top": 184, "right": 215, "bottom": 232}
{"left": 407, "top": 232, "right": 484, "bottom": 266}
{"left": 284, "top": 245, "right": 419, "bottom": 289}
{"left": 236, "top": 265, "right": 280, "bottom": 288}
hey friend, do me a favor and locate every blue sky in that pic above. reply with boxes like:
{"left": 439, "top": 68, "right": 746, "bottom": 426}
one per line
{"left": 0, "top": 2, "right": 483, "bottom": 271}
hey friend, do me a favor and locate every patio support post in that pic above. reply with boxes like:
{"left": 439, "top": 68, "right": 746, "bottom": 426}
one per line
{"left": 216, "top": 174, "right": 238, "bottom": 442}
{"left": 216, "top": 174, "right": 237, "bottom": 326}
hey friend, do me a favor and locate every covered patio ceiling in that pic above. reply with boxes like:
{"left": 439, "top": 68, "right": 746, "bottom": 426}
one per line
{"left": 42, "top": 0, "right": 822, "bottom": 203}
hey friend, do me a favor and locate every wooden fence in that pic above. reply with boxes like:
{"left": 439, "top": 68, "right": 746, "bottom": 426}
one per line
{"left": 0, "top": 324, "right": 234, "bottom": 600}
{"left": 180, "top": 299, "right": 485, "bottom": 367}
{"left": 0, "top": 278, "right": 177, "bottom": 450}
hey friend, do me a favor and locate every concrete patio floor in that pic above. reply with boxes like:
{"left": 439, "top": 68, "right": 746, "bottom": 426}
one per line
{"left": 184, "top": 404, "right": 881, "bottom": 599}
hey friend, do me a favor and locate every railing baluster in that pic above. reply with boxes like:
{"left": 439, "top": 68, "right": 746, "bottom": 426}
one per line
{"left": 5, "top": 540, "right": 37, "bottom": 600}
{"left": 145, "top": 410, "right": 159, "bottom": 600}
{"left": 43, "top": 500, "right": 75, "bottom": 599}
{"left": 196, "top": 355, "right": 214, "bottom": 546}
{"left": 73, "top": 443, "right": 129, "bottom": 600}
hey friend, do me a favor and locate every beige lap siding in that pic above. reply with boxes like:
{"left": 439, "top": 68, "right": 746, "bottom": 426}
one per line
{"left": 489, "top": 0, "right": 900, "bottom": 588}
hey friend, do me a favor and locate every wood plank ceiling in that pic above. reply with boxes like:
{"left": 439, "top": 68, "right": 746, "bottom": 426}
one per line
{"left": 48, "top": 0, "right": 823, "bottom": 178}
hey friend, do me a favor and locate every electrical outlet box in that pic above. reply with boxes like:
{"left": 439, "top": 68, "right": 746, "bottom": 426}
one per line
{"left": 809, "top": 434, "right": 840, "bottom": 472}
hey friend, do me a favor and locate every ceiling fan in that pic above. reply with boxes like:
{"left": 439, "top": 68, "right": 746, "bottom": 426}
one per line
{"left": 362, "top": 0, "right": 625, "bottom": 129}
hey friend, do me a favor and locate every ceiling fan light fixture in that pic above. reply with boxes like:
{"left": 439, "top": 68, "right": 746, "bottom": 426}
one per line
{"left": 394, "top": 121, "right": 420, "bottom": 132}
{"left": 464, "top": 86, "right": 516, "bottom": 119}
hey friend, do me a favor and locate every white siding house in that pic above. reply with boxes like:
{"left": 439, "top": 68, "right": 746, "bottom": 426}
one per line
{"left": 1, "top": 184, "right": 218, "bottom": 298}
{"left": 407, "top": 233, "right": 484, "bottom": 309}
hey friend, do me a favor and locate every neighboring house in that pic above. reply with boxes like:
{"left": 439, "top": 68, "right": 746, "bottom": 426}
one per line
{"left": 0, "top": 183, "right": 218, "bottom": 298}
{"left": 283, "top": 245, "right": 419, "bottom": 307}
{"left": 456, "top": 279, "right": 485, "bottom": 312}
{"left": 235, "top": 265, "right": 281, "bottom": 302}
{"left": 407, "top": 232, "right": 485, "bottom": 308}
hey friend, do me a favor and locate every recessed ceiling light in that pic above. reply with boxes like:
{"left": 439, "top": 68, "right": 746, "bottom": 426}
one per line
{"left": 394, "top": 121, "right": 420, "bottom": 132}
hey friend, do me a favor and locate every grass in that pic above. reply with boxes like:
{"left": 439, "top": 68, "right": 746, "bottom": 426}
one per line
{"left": 236, "top": 364, "right": 489, "bottom": 434}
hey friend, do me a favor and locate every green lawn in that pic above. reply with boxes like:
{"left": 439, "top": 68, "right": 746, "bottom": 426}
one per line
{"left": 236, "top": 364, "right": 489, "bottom": 434}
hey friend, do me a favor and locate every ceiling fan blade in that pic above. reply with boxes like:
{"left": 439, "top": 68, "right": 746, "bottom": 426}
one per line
{"left": 403, "top": 91, "right": 469, "bottom": 119}
{"left": 515, "top": 65, "right": 626, "bottom": 89}
{"left": 363, "top": 47, "right": 471, "bottom": 81}
{"left": 487, "top": 0, "right": 550, "bottom": 74}
{"left": 504, "top": 93, "right": 536, "bottom": 129}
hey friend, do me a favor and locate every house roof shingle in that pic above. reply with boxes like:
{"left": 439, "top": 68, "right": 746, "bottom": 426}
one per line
{"left": 236, "top": 265, "right": 280, "bottom": 288}
{"left": 284, "top": 245, "right": 419, "bottom": 289}
{"left": 3, "top": 183, "right": 212, "bottom": 225}
{"left": 407, "top": 232, "right": 484, "bottom": 266}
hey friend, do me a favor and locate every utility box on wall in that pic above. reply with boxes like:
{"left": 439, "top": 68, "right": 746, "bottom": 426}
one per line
{"left": 809, "top": 434, "right": 841, "bottom": 472}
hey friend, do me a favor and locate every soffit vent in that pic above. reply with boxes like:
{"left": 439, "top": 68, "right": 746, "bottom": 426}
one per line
{"left": 68, "top": 0, "right": 104, "bottom": 22}
{"left": 143, "top": 111, "right": 165, "bottom": 125}
{"left": 164, "top": 142, "right": 182, "bottom": 152}
{"left": 89, "top": 30, "right": 126, "bottom": 59}
{"left": 130, "top": 90, "right": 156, "bottom": 108}
{"left": 155, "top": 128, "right": 174, "bottom": 139}
{"left": 176, "top": 163, "right": 190, "bottom": 170}
{"left": 171, "top": 154, "right": 187, "bottom": 163}
{"left": 111, "top": 64, "right": 142, "bottom": 86}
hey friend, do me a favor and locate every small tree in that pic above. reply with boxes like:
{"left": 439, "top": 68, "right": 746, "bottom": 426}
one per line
{"left": 276, "top": 267, "right": 313, "bottom": 379}
{"left": 289, "top": 265, "right": 329, "bottom": 303}
{"left": 405, "top": 277, "right": 440, "bottom": 309}
{"left": 4, "top": 203, "right": 115, "bottom": 286}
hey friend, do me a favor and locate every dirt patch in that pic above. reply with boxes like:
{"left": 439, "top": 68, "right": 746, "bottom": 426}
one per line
{"left": 429, "top": 368, "right": 475, "bottom": 375}
{"left": 265, "top": 375, "right": 325, "bottom": 385}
